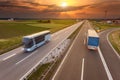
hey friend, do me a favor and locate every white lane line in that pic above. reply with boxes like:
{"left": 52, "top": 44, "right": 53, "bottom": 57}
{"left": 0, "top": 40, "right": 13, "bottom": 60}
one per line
{"left": 107, "top": 30, "right": 120, "bottom": 59}
{"left": 84, "top": 38, "right": 86, "bottom": 45}
{"left": 85, "top": 32, "right": 87, "bottom": 36}
{"left": 3, "top": 53, "right": 16, "bottom": 61}
{"left": 16, "top": 50, "right": 38, "bottom": 65}
{"left": 19, "top": 21, "right": 84, "bottom": 80}
{"left": 52, "top": 27, "right": 82, "bottom": 80}
{"left": 98, "top": 47, "right": 113, "bottom": 80}
{"left": 81, "top": 58, "right": 85, "bottom": 80}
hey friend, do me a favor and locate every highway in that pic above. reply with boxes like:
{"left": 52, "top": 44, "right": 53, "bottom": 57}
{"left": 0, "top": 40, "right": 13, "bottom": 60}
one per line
{"left": 99, "top": 28, "right": 120, "bottom": 80}
{"left": 52, "top": 21, "right": 120, "bottom": 80}
{"left": 0, "top": 21, "right": 84, "bottom": 80}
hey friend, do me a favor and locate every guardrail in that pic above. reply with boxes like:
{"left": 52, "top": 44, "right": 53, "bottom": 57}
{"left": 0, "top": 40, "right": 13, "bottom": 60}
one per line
{"left": 39, "top": 39, "right": 70, "bottom": 64}
{"left": 20, "top": 21, "right": 84, "bottom": 80}
{"left": 20, "top": 39, "right": 70, "bottom": 80}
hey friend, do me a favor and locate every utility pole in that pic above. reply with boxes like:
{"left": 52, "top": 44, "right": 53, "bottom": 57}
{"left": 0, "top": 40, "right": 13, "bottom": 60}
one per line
{"left": 104, "top": 10, "right": 108, "bottom": 20}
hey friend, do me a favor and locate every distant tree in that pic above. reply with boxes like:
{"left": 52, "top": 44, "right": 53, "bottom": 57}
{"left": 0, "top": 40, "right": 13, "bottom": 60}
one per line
{"left": 38, "top": 20, "right": 42, "bottom": 23}
{"left": 38, "top": 20, "right": 51, "bottom": 23}
{"left": 48, "top": 20, "right": 51, "bottom": 23}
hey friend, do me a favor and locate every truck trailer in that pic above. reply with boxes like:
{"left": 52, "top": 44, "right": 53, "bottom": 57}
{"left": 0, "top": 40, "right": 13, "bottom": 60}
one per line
{"left": 87, "top": 29, "right": 99, "bottom": 50}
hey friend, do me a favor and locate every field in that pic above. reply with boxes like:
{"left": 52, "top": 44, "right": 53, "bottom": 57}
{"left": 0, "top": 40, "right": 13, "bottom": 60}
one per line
{"left": 109, "top": 30, "right": 120, "bottom": 54}
{"left": 0, "top": 20, "right": 76, "bottom": 54}
{"left": 92, "top": 21, "right": 120, "bottom": 32}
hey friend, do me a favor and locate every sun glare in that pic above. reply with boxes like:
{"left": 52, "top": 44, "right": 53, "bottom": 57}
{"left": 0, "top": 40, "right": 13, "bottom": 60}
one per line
{"left": 61, "top": 2, "right": 68, "bottom": 7}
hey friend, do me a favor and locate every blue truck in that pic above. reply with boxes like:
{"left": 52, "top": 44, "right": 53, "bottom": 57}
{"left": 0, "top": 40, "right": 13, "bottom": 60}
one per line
{"left": 87, "top": 29, "right": 99, "bottom": 50}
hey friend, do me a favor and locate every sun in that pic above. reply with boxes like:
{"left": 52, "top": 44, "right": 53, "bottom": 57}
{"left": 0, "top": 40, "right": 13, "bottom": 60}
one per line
{"left": 61, "top": 2, "right": 68, "bottom": 7}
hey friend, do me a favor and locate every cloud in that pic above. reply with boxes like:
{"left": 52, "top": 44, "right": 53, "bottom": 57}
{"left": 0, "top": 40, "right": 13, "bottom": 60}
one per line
{"left": 0, "top": 1, "right": 32, "bottom": 9}
{"left": 42, "top": 5, "right": 90, "bottom": 12}
{"left": 40, "top": 0, "right": 120, "bottom": 13}
{"left": 0, "top": 0, "right": 119, "bottom": 18}
{"left": 0, "top": 0, "right": 55, "bottom": 10}
{"left": 0, "top": 0, "right": 91, "bottom": 12}
{"left": 86, "top": 0, "right": 120, "bottom": 14}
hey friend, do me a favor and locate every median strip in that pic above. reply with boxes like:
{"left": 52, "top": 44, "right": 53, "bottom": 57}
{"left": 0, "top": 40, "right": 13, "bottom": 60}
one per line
{"left": 52, "top": 23, "right": 84, "bottom": 80}
{"left": 20, "top": 21, "right": 84, "bottom": 80}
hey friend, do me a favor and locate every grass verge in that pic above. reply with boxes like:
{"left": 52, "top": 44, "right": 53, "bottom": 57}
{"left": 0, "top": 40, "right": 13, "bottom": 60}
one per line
{"left": 28, "top": 63, "right": 51, "bottom": 80}
{"left": 0, "top": 37, "right": 22, "bottom": 53}
{"left": 109, "top": 30, "right": 120, "bottom": 54}
{"left": 92, "top": 21, "right": 120, "bottom": 32}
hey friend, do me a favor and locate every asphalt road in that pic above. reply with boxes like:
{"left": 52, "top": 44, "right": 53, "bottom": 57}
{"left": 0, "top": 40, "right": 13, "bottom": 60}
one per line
{"left": 52, "top": 21, "right": 120, "bottom": 80}
{"left": 99, "top": 28, "right": 120, "bottom": 80}
{"left": 0, "top": 21, "right": 84, "bottom": 80}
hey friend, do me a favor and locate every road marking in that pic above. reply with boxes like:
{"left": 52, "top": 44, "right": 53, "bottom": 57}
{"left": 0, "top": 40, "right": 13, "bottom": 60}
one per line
{"left": 85, "top": 32, "right": 87, "bottom": 36}
{"left": 3, "top": 53, "right": 16, "bottom": 61}
{"left": 52, "top": 27, "right": 82, "bottom": 80}
{"left": 19, "top": 21, "right": 84, "bottom": 80}
{"left": 107, "top": 30, "right": 120, "bottom": 59}
{"left": 99, "top": 28, "right": 120, "bottom": 59}
{"left": 81, "top": 58, "right": 85, "bottom": 80}
{"left": 16, "top": 50, "right": 38, "bottom": 65}
{"left": 84, "top": 38, "right": 86, "bottom": 45}
{"left": 98, "top": 47, "right": 113, "bottom": 80}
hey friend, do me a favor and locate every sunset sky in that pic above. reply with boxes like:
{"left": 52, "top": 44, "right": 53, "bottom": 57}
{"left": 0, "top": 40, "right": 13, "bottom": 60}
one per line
{"left": 0, "top": 0, "right": 120, "bottom": 19}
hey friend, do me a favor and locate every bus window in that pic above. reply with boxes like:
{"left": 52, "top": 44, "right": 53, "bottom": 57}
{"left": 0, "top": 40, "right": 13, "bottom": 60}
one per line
{"left": 34, "top": 35, "right": 44, "bottom": 44}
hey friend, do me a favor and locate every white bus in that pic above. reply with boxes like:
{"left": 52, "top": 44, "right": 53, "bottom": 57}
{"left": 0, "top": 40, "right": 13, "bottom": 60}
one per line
{"left": 87, "top": 29, "right": 99, "bottom": 50}
{"left": 22, "top": 30, "right": 51, "bottom": 52}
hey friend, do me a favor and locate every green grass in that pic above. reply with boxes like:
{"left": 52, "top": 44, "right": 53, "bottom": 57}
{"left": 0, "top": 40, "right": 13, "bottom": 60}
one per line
{"left": 27, "top": 19, "right": 76, "bottom": 33}
{"left": 51, "top": 20, "right": 76, "bottom": 25}
{"left": 92, "top": 21, "right": 120, "bottom": 32}
{"left": 0, "top": 19, "right": 76, "bottom": 54}
{"left": 27, "top": 23, "right": 68, "bottom": 33}
{"left": 28, "top": 63, "right": 51, "bottom": 80}
{"left": 109, "top": 30, "right": 120, "bottom": 54}
{"left": 0, "top": 37, "right": 22, "bottom": 53}
{"left": 0, "top": 23, "right": 48, "bottom": 39}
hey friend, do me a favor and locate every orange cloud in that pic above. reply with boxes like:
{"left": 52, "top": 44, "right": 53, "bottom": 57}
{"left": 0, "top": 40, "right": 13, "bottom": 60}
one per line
{"left": 0, "top": 0, "right": 119, "bottom": 19}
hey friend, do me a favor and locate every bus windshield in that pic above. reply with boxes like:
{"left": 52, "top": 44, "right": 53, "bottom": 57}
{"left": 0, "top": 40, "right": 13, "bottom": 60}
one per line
{"left": 23, "top": 38, "right": 34, "bottom": 48}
